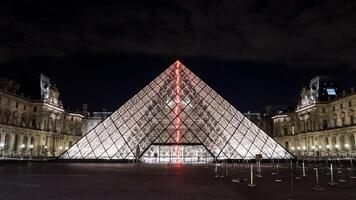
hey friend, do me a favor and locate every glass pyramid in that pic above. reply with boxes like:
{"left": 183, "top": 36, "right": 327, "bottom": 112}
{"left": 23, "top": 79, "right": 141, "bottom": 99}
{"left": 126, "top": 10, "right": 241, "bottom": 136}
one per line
{"left": 59, "top": 61, "right": 293, "bottom": 162}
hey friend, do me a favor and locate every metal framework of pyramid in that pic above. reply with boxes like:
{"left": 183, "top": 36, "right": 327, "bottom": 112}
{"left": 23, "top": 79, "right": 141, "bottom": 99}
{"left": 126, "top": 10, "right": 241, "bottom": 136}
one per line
{"left": 60, "top": 61, "right": 293, "bottom": 162}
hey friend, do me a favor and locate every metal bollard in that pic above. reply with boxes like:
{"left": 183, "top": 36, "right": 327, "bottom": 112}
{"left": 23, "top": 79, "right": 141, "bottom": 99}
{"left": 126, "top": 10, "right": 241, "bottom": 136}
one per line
{"left": 312, "top": 167, "right": 324, "bottom": 191}
{"left": 214, "top": 163, "right": 219, "bottom": 178}
{"left": 288, "top": 161, "right": 294, "bottom": 200}
{"left": 274, "top": 163, "right": 282, "bottom": 182}
{"left": 328, "top": 163, "right": 337, "bottom": 186}
{"left": 248, "top": 164, "right": 256, "bottom": 187}
{"left": 295, "top": 161, "right": 301, "bottom": 180}
{"left": 302, "top": 162, "right": 307, "bottom": 177}
{"left": 225, "top": 160, "right": 228, "bottom": 177}
{"left": 232, "top": 161, "right": 240, "bottom": 183}
{"left": 256, "top": 160, "right": 263, "bottom": 178}
{"left": 350, "top": 158, "right": 356, "bottom": 179}
{"left": 271, "top": 159, "right": 277, "bottom": 175}
{"left": 338, "top": 163, "right": 346, "bottom": 182}
{"left": 220, "top": 160, "right": 225, "bottom": 178}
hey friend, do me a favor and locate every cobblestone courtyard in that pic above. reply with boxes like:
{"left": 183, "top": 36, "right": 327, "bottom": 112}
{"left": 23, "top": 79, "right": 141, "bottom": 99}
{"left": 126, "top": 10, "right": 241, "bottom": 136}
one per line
{"left": 0, "top": 162, "right": 355, "bottom": 200}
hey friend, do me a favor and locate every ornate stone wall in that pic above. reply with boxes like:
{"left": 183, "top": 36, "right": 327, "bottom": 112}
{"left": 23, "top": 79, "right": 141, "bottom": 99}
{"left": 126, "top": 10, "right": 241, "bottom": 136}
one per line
{"left": 273, "top": 87, "right": 356, "bottom": 158}
{"left": 0, "top": 124, "right": 79, "bottom": 157}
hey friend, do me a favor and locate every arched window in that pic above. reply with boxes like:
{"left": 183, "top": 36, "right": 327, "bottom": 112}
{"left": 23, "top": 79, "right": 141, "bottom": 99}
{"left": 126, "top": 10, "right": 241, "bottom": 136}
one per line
{"left": 5, "top": 110, "right": 11, "bottom": 124}
{"left": 23, "top": 136, "right": 28, "bottom": 150}
{"left": 351, "top": 135, "right": 356, "bottom": 150}
{"left": 20, "top": 113, "right": 26, "bottom": 127}
{"left": 30, "top": 137, "right": 35, "bottom": 149}
{"left": 339, "top": 135, "right": 345, "bottom": 151}
{"left": 332, "top": 136, "right": 337, "bottom": 150}
{"left": 324, "top": 137, "right": 329, "bottom": 145}
{"left": 285, "top": 141, "right": 289, "bottom": 149}
{"left": 4, "top": 134, "right": 11, "bottom": 151}
{"left": 13, "top": 135, "right": 19, "bottom": 152}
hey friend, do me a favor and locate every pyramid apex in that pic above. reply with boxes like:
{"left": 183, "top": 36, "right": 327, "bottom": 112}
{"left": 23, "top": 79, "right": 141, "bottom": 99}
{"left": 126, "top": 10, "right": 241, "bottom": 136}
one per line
{"left": 174, "top": 60, "right": 182, "bottom": 65}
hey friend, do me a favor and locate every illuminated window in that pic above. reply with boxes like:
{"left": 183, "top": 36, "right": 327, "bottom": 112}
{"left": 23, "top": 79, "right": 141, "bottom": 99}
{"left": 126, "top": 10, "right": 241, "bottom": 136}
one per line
{"left": 327, "top": 88, "right": 336, "bottom": 95}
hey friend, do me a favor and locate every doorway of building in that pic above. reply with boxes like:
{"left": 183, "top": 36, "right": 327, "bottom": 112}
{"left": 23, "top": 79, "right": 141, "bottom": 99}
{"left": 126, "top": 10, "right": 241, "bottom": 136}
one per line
{"left": 141, "top": 144, "right": 213, "bottom": 164}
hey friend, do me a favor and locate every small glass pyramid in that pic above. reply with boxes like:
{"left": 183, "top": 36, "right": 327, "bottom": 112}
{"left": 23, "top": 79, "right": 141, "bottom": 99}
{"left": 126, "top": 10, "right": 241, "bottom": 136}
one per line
{"left": 59, "top": 61, "right": 293, "bottom": 162}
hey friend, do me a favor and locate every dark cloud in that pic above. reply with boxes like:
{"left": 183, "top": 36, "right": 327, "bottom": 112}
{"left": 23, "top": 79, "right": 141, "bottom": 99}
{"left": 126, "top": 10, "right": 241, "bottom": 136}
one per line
{"left": 1, "top": 0, "right": 356, "bottom": 69}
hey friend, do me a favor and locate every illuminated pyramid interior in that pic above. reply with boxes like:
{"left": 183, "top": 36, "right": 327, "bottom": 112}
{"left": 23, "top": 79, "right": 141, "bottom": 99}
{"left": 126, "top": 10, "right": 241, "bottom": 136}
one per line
{"left": 60, "top": 61, "right": 293, "bottom": 162}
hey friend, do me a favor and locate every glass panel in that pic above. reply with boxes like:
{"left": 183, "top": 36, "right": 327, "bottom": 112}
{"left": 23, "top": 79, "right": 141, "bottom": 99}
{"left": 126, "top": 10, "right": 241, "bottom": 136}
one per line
{"left": 60, "top": 61, "right": 293, "bottom": 160}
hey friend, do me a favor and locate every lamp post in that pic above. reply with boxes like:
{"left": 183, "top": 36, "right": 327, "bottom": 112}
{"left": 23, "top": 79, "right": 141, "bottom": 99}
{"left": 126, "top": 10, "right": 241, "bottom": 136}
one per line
{"left": 0, "top": 143, "right": 4, "bottom": 157}
{"left": 21, "top": 144, "right": 25, "bottom": 158}
{"left": 326, "top": 145, "right": 330, "bottom": 158}
{"left": 345, "top": 144, "right": 350, "bottom": 158}
{"left": 311, "top": 145, "right": 316, "bottom": 157}
{"left": 297, "top": 146, "right": 301, "bottom": 158}
{"left": 335, "top": 144, "right": 340, "bottom": 158}
{"left": 302, "top": 146, "right": 306, "bottom": 158}
{"left": 44, "top": 145, "right": 48, "bottom": 157}
{"left": 29, "top": 144, "right": 34, "bottom": 158}
{"left": 58, "top": 146, "right": 63, "bottom": 156}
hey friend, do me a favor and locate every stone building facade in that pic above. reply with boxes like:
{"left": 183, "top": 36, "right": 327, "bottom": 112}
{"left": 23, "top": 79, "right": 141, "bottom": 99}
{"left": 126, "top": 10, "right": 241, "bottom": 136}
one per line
{"left": 0, "top": 75, "right": 93, "bottom": 158}
{"left": 273, "top": 76, "right": 356, "bottom": 158}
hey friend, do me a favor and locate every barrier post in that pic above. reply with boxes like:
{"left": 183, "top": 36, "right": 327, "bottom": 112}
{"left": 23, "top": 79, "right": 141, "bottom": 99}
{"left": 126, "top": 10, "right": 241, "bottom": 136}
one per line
{"left": 247, "top": 164, "right": 256, "bottom": 187}
{"left": 274, "top": 163, "right": 282, "bottom": 182}
{"left": 312, "top": 166, "right": 324, "bottom": 191}
{"left": 328, "top": 163, "right": 337, "bottom": 186}
{"left": 288, "top": 160, "right": 294, "bottom": 200}
{"left": 302, "top": 161, "right": 307, "bottom": 177}
{"left": 232, "top": 161, "right": 240, "bottom": 183}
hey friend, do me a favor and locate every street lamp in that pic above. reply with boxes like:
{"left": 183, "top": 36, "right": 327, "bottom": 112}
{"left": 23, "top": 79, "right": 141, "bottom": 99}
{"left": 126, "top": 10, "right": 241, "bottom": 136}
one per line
{"left": 0, "top": 143, "right": 4, "bottom": 157}
{"left": 21, "top": 144, "right": 25, "bottom": 158}
{"left": 335, "top": 144, "right": 340, "bottom": 157}
{"left": 297, "top": 146, "right": 301, "bottom": 157}
{"left": 326, "top": 145, "right": 330, "bottom": 158}
{"left": 311, "top": 146, "right": 316, "bottom": 157}
{"left": 345, "top": 144, "right": 350, "bottom": 158}
{"left": 58, "top": 146, "right": 63, "bottom": 155}
{"left": 44, "top": 145, "right": 48, "bottom": 157}
{"left": 302, "top": 146, "right": 306, "bottom": 157}
{"left": 29, "top": 144, "right": 34, "bottom": 158}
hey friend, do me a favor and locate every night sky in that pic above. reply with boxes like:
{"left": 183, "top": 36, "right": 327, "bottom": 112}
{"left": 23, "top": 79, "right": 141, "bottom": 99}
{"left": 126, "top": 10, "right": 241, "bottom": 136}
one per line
{"left": 1, "top": 0, "right": 356, "bottom": 113}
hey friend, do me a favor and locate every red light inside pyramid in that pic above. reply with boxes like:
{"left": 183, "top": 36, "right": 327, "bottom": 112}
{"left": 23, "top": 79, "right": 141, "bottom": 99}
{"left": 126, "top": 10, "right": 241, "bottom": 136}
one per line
{"left": 174, "top": 61, "right": 181, "bottom": 143}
